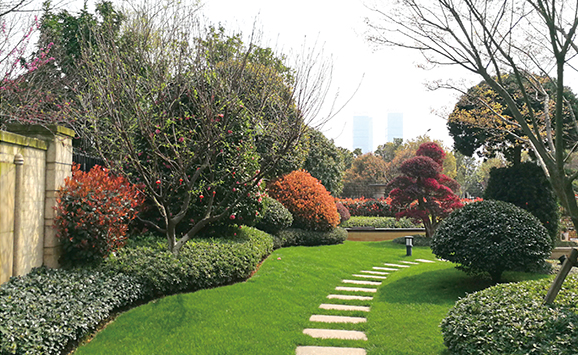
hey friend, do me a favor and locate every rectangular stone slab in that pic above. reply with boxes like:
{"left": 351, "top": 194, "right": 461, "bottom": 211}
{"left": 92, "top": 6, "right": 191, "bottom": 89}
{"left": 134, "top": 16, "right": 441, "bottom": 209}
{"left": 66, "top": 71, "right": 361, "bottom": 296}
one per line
{"left": 372, "top": 267, "right": 399, "bottom": 271}
{"left": 342, "top": 279, "right": 382, "bottom": 285}
{"left": 383, "top": 263, "right": 410, "bottom": 268}
{"left": 303, "top": 328, "right": 368, "bottom": 340}
{"left": 360, "top": 270, "right": 389, "bottom": 275}
{"left": 309, "top": 314, "right": 367, "bottom": 323}
{"left": 319, "top": 303, "right": 370, "bottom": 312}
{"left": 335, "top": 286, "right": 377, "bottom": 293}
{"left": 327, "top": 294, "right": 373, "bottom": 301}
{"left": 296, "top": 346, "right": 367, "bottom": 355}
{"left": 352, "top": 274, "right": 387, "bottom": 279}
{"left": 400, "top": 261, "right": 419, "bottom": 265}
{"left": 415, "top": 258, "right": 436, "bottom": 263}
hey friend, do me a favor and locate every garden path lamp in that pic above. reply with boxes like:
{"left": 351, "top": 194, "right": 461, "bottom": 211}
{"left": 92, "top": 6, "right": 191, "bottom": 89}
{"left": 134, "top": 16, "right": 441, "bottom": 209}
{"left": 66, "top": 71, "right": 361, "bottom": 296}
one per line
{"left": 405, "top": 236, "right": 413, "bottom": 256}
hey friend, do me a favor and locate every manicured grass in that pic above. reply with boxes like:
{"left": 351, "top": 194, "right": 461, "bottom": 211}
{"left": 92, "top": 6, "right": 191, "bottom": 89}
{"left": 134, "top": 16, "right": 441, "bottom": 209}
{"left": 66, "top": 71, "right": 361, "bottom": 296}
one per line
{"left": 74, "top": 241, "right": 549, "bottom": 355}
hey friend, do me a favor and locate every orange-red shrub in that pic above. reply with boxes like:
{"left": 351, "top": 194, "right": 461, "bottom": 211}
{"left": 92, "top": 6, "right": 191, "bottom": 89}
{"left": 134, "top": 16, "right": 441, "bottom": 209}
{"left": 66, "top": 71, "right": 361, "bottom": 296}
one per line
{"left": 268, "top": 170, "right": 339, "bottom": 231}
{"left": 54, "top": 164, "right": 144, "bottom": 265}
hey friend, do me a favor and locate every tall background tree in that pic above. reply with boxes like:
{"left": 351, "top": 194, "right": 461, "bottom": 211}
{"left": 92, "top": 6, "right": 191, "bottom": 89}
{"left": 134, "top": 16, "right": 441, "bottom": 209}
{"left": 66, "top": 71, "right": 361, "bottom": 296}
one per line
{"left": 77, "top": 1, "right": 331, "bottom": 255}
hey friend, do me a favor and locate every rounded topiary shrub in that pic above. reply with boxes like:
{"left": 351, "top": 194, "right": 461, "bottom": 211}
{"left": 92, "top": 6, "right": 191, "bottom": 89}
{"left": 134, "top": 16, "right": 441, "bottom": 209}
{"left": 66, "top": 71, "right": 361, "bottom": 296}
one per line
{"left": 431, "top": 200, "right": 552, "bottom": 282}
{"left": 268, "top": 170, "right": 340, "bottom": 231}
{"left": 441, "top": 277, "right": 578, "bottom": 355}
{"left": 483, "top": 162, "right": 559, "bottom": 242}
{"left": 255, "top": 196, "right": 293, "bottom": 234}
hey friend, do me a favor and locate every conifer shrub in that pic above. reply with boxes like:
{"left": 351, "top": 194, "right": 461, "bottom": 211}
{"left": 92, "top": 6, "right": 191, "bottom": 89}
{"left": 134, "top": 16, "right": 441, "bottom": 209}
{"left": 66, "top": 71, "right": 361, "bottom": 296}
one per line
{"left": 483, "top": 162, "right": 559, "bottom": 243}
{"left": 268, "top": 170, "right": 340, "bottom": 231}
{"left": 255, "top": 196, "right": 293, "bottom": 234}
{"left": 54, "top": 164, "right": 144, "bottom": 266}
{"left": 431, "top": 200, "right": 552, "bottom": 282}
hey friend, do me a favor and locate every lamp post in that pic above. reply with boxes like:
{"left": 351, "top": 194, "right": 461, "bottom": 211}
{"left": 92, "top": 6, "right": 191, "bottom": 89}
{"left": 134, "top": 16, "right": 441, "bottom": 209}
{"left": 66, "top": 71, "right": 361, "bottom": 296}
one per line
{"left": 405, "top": 235, "right": 413, "bottom": 256}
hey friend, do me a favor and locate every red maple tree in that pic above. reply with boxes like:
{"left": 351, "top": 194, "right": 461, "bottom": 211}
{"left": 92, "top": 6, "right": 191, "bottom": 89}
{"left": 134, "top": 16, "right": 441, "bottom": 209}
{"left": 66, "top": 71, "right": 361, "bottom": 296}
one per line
{"left": 388, "top": 142, "right": 463, "bottom": 238}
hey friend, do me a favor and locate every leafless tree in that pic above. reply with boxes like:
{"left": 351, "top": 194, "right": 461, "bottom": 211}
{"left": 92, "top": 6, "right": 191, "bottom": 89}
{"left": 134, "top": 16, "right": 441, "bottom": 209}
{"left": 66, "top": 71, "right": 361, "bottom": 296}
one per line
{"left": 367, "top": 0, "right": 578, "bottom": 301}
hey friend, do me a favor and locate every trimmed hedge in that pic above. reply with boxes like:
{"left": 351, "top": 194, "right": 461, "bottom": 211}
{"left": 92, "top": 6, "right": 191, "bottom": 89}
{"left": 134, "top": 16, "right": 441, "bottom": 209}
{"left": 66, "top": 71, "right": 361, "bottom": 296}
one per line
{"left": 273, "top": 227, "right": 348, "bottom": 249}
{"left": 103, "top": 227, "right": 274, "bottom": 298}
{"left": 441, "top": 276, "right": 578, "bottom": 355}
{"left": 337, "top": 197, "right": 395, "bottom": 217}
{"left": 340, "top": 216, "right": 417, "bottom": 229}
{"left": 0, "top": 227, "right": 273, "bottom": 355}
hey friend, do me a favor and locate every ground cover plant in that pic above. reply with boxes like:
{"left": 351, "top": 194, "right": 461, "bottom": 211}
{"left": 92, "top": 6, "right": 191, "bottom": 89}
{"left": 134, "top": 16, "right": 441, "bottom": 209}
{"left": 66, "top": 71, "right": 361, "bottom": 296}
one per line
{"left": 72, "top": 242, "right": 547, "bottom": 355}
{"left": 442, "top": 276, "right": 578, "bottom": 355}
{"left": 0, "top": 227, "right": 272, "bottom": 355}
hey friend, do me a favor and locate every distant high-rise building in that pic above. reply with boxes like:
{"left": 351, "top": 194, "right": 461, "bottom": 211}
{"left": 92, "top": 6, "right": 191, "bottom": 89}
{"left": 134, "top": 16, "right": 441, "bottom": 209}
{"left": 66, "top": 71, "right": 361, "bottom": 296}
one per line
{"left": 352, "top": 115, "right": 373, "bottom": 153}
{"left": 386, "top": 113, "right": 403, "bottom": 142}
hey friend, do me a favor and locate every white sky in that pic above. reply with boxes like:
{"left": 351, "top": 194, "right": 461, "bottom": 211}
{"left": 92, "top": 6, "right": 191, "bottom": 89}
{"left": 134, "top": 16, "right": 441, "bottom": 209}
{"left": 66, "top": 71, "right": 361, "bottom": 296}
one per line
{"left": 200, "top": 0, "right": 479, "bottom": 151}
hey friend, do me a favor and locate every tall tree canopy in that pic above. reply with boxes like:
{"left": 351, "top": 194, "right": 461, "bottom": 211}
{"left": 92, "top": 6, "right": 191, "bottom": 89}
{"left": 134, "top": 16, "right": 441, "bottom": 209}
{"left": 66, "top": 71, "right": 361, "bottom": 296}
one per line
{"left": 448, "top": 74, "right": 578, "bottom": 164}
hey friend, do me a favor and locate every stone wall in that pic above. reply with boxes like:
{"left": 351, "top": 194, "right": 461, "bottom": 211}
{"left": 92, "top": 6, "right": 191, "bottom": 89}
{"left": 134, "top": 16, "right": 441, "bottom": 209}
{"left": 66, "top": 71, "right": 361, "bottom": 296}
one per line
{"left": 0, "top": 125, "right": 73, "bottom": 284}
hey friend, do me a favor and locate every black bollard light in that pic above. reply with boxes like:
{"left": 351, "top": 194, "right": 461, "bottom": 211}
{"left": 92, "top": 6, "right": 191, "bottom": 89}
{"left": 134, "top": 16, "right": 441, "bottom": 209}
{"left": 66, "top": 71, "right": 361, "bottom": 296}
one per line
{"left": 405, "top": 235, "right": 414, "bottom": 256}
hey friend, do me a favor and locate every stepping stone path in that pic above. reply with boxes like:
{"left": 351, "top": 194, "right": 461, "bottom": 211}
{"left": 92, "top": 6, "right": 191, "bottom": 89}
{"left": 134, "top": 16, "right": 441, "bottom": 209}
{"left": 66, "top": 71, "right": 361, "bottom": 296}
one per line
{"left": 296, "top": 258, "right": 437, "bottom": 354}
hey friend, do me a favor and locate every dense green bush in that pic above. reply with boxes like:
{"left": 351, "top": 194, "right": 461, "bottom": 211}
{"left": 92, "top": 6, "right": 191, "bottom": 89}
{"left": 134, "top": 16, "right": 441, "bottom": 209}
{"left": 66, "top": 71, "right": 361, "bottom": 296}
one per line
{"left": 255, "top": 196, "right": 293, "bottom": 234}
{"left": 340, "top": 216, "right": 417, "bottom": 228}
{"left": 0, "top": 267, "right": 144, "bottom": 355}
{"left": 484, "top": 162, "right": 559, "bottom": 242}
{"left": 441, "top": 276, "right": 578, "bottom": 355}
{"left": 102, "top": 227, "right": 273, "bottom": 297}
{"left": 273, "top": 227, "right": 348, "bottom": 249}
{"left": 0, "top": 227, "right": 273, "bottom": 355}
{"left": 431, "top": 200, "right": 552, "bottom": 282}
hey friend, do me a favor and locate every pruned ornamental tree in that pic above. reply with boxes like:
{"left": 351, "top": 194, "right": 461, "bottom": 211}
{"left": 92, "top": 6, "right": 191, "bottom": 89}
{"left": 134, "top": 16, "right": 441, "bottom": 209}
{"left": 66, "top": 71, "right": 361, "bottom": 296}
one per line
{"left": 78, "top": 2, "right": 330, "bottom": 255}
{"left": 388, "top": 142, "right": 462, "bottom": 238}
{"left": 367, "top": 0, "right": 578, "bottom": 301}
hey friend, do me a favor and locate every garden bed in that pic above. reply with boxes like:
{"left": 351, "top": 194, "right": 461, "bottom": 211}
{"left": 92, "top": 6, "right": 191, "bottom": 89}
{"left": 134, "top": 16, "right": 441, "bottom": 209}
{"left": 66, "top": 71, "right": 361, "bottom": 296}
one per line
{"left": 345, "top": 228, "right": 425, "bottom": 241}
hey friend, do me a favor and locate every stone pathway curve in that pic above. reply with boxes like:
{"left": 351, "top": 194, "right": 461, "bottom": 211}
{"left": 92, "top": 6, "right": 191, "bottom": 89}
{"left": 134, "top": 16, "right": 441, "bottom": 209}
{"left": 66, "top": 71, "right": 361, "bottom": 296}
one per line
{"left": 295, "top": 258, "right": 436, "bottom": 355}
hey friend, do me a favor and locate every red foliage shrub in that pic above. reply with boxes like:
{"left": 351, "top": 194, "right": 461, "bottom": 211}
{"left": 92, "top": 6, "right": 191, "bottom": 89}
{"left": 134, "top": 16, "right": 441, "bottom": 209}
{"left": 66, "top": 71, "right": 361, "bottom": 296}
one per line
{"left": 268, "top": 170, "right": 339, "bottom": 231}
{"left": 388, "top": 142, "right": 463, "bottom": 238}
{"left": 54, "top": 164, "right": 144, "bottom": 265}
{"left": 335, "top": 202, "right": 351, "bottom": 223}
{"left": 336, "top": 197, "right": 395, "bottom": 217}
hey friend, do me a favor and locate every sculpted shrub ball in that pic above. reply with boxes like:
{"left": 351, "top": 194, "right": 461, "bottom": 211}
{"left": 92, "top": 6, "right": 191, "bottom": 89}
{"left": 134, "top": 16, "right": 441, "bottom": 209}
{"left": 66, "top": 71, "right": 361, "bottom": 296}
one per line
{"left": 54, "top": 164, "right": 144, "bottom": 266}
{"left": 268, "top": 170, "right": 339, "bottom": 231}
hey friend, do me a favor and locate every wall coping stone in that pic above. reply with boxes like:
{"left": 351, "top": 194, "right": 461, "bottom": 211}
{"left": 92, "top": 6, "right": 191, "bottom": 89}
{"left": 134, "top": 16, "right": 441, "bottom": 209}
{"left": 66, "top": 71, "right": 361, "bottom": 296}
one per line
{"left": 0, "top": 131, "right": 48, "bottom": 150}
{"left": 6, "top": 124, "right": 75, "bottom": 138}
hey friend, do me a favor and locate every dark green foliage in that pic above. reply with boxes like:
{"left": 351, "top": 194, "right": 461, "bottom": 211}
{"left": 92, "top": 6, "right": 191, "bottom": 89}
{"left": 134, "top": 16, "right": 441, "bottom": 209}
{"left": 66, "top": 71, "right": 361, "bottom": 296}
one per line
{"left": 302, "top": 128, "right": 348, "bottom": 196}
{"left": 0, "top": 267, "right": 144, "bottom": 355}
{"left": 0, "top": 227, "right": 273, "bottom": 354}
{"left": 483, "top": 162, "right": 559, "bottom": 242}
{"left": 340, "top": 216, "right": 417, "bottom": 228}
{"left": 431, "top": 200, "right": 552, "bottom": 282}
{"left": 441, "top": 276, "right": 578, "bottom": 355}
{"left": 273, "top": 227, "right": 347, "bottom": 249}
{"left": 255, "top": 196, "right": 293, "bottom": 234}
{"left": 102, "top": 227, "right": 273, "bottom": 298}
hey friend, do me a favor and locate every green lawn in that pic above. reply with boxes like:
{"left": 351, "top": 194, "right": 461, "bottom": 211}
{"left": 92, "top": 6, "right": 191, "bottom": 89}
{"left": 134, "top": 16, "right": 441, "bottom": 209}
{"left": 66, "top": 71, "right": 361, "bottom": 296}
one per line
{"left": 74, "top": 241, "right": 549, "bottom": 355}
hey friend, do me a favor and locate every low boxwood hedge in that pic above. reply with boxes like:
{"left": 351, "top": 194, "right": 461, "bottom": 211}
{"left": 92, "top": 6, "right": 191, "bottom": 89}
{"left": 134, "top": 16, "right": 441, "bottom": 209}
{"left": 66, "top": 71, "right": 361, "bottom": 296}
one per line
{"left": 340, "top": 216, "right": 417, "bottom": 229}
{"left": 441, "top": 276, "right": 578, "bottom": 355}
{"left": 0, "top": 227, "right": 273, "bottom": 355}
{"left": 103, "top": 227, "right": 274, "bottom": 297}
{"left": 273, "top": 227, "right": 348, "bottom": 249}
